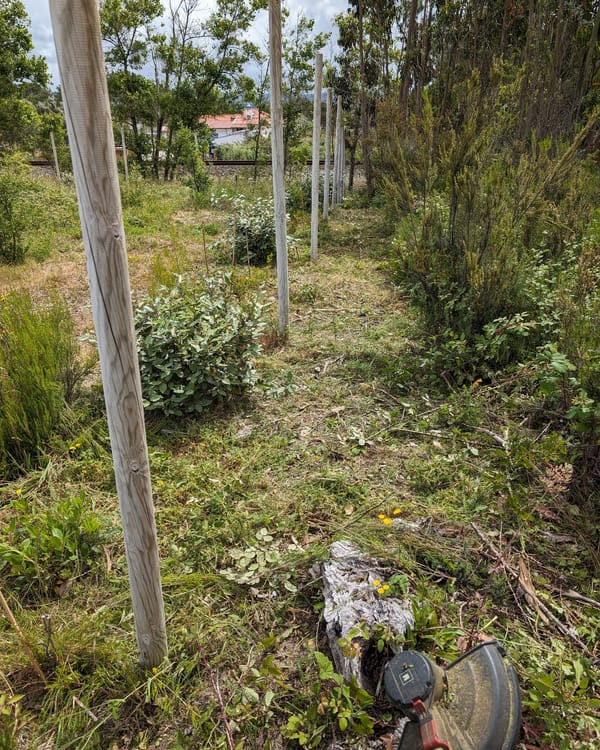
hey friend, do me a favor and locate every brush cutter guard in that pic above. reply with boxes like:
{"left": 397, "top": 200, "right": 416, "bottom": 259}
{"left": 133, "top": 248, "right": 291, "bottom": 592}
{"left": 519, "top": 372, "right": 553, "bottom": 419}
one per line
{"left": 384, "top": 641, "right": 521, "bottom": 750}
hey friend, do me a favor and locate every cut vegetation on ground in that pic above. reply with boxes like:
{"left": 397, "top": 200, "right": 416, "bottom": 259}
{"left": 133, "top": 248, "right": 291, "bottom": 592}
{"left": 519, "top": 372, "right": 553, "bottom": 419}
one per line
{"left": 0, "top": 175, "right": 599, "bottom": 750}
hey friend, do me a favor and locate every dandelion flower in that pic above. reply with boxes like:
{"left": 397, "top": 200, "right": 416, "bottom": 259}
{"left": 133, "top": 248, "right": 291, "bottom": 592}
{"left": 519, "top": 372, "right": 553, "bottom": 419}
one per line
{"left": 392, "top": 508, "right": 401, "bottom": 515}
{"left": 377, "top": 513, "right": 386, "bottom": 520}
{"left": 382, "top": 517, "right": 392, "bottom": 525}
{"left": 377, "top": 587, "right": 386, "bottom": 595}
{"left": 372, "top": 579, "right": 381, "bottom": 588}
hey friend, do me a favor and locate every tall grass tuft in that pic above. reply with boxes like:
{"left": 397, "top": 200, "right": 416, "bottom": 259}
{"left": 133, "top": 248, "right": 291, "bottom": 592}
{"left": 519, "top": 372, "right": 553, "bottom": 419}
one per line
{"left": 0, "top": 291, "right": 84, "bottom": 477}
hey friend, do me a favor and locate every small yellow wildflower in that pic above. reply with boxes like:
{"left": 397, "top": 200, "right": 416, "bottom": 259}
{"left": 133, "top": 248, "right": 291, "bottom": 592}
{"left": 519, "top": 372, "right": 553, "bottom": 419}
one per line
{"left": 377, "top": 513, "right": 386, "bottom": 520}
{"left": 372, "top": 579, "right": 381, "bottom": 588}
{"left": 382, "top": 517, "right": 392, "bottom": 525}
{"left": 471, "top": 378, "right": 483, "bottom": 389}
{"left": 377, "top": 587, "right": 386, "bottom": 595}
{"left": 15, "top": 488, "right": 22, "bottom": 496}
{"left": 152, "top": 667, "right": 158, "bottom": 674}
{"left": 392, "top": 508, "right": 402, "bottom": 515}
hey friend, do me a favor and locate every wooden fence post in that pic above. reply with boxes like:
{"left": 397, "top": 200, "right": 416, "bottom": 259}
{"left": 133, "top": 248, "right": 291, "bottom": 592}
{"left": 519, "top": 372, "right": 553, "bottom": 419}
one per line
{"left": 323, "top": 88, "right": 333, "bottom": 220}
{"left": 120, "top": 125, "right": 129, "bottom": 182}
{"left": 269, "top": 0, "right": 289, "bottom": 335}
{"left": 335, "top": 98, "right": 344, "bottom": 204}
{"left": 310, "top": 52, "right": 323, "bottom": 262}
{"left": 49, "top": 131, "right": 61, "bottom": 181}
{"left": 49, "top": 0, "right": 167, "bottom": 667}
{"left": 332, "top": 97, "right": 343, "bottom": 208}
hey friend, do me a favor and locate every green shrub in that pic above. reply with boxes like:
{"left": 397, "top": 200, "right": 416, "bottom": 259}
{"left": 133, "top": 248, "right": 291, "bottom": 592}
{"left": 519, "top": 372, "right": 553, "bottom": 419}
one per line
{"left": 0, "top": 491, "right": 106, "bottom": 600}
{"left": 0, "top": 152, "right": 43, "bottom": 264}
{"left": 0, "top": 291, "right": 87, "bottom": 477}
{"left": 385, "top": 87, "right": 598, "bottom": 379}
{"left": 135, "top": 274, "right": 265, "bottom": 417}
{"left": 230, "top": 195, "right": 276, "bottom": 266}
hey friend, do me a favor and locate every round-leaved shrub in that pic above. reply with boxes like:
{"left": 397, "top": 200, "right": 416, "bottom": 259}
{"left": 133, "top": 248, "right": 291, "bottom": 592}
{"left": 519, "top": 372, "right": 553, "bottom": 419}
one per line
{"left": 135, "top": 274, "right": 265, "bottom": 417}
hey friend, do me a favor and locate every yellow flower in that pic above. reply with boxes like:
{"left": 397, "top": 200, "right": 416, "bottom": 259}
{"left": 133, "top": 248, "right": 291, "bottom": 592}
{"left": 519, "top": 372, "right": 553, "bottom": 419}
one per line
{"left": 382, "top": 517, "right": 392, "bottom": 525}
{"left": 372, "top": 579, "right": 381, "bottom": 588}
{"left": 377, "top": 513, "right": 386, "bottom": 520}
{"left": 471, "top": 378, "right": 483, "bottom": 389}
{"left": 152, "top": 667, "right": 158, "bottom": 674}
{"left": 15, "top": 488, "right": 22, "bottom": 496}
{"left": 392, "top": 508, "right": 401, "bottom": 515}
{"left": 382, "top": 584, "right": 390, "bottom": 592}
{"left": 377, "top": 587, "right": 386, "bottom": 595}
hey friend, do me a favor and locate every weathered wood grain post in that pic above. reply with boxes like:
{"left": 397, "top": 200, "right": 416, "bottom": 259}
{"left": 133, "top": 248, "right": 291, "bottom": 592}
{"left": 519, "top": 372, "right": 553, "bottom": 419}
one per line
{"left": 335, "top": 97, "right": 344, "bottom": 204}
{"left": 269, "top": 0, "right": 289, "bottom": 335}
{"left": 310, "top": 52, "right": 323, "bottom": 262}
{"left": 120, "top": 125, "right": 129, "bottom": 182}
{"left": 50, "top": 0, "right": 167, "bottom": 667}
{"left": 49, "top": 131, "right": 60, "bottom": 181}
{"left": 323, "top": 88, "right": 333, "bottom": 220}
{"left": 331, "top": 96, "right": 343, "bottom": 208}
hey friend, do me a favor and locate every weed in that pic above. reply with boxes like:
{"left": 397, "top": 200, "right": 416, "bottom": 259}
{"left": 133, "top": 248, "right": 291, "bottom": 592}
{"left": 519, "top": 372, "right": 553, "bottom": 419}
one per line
{"left": 283, "top": 651, "right": 374, "bottom": 748}
{"left": 0, "top": 490, "right": 107, "bottom": 600}
{"left": 0, "top": 290, "right": 88, "bottom": 478}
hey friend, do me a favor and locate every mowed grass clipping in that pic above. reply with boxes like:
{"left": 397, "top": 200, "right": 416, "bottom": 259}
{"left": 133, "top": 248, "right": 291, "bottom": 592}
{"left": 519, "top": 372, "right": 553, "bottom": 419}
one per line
{"left": 0, "top": 182, "right": 598, "bottom": 750}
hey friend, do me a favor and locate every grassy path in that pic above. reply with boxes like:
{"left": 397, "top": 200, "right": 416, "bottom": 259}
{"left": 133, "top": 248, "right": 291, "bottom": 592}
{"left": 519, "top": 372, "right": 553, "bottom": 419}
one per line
{"left": 1, "top": 199, "right": 598, "bottom": 749}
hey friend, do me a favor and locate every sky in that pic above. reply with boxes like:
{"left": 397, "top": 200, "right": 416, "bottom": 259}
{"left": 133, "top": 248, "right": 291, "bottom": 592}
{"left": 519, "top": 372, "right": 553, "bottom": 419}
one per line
{"left": 21, "top": 0, "right": 349, "bottom": 90}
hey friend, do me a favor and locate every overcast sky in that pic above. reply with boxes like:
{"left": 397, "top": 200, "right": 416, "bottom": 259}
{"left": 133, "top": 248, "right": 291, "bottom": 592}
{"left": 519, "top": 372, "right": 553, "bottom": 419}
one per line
{"left": 21, "top": 0, "right": 349, "bottom": 89}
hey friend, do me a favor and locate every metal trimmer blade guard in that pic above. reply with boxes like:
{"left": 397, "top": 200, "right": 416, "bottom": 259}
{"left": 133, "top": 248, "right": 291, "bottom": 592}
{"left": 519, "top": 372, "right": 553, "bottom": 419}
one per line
{"left": 384, "top": 641, "right": 521, "bottom": 750}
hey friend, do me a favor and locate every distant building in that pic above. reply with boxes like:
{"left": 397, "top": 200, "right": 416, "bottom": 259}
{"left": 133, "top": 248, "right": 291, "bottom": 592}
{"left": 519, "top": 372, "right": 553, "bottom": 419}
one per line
{"left": 200, "top": 107, "right": 271, "bottom": 146}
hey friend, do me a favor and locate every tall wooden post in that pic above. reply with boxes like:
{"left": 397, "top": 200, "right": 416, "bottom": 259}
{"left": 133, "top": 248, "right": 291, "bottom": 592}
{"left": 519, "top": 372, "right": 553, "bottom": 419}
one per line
{"left": 332, "top": 97, "right": 343, "bottom": 208}
{"left": 49, "top": 131, "right": 61, "bottom": 181}
{"left": 336, "top": 98, "right": 344, "bottom": 204}
{"left": 120, "top": 125, "right": 129, "bottom": 182}
{"left": 50, "top": 0, "right": 167, "bottom": 667}
{"left": 269, "top": 0, "right": 289, "bottom": 335}
{"left": 323, "top": 88, "right": 333, "bottom": 220}
{"left": 310, "top": 52, "right": 323, "bottom": 262}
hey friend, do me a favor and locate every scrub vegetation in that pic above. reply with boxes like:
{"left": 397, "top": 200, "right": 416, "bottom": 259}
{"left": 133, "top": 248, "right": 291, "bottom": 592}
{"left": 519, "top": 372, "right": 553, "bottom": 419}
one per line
{"left": 0, "top": 171, "right": 598, "bottom": 750}
{"left": 1, "top": 0, "right": 599, "bottom": 748}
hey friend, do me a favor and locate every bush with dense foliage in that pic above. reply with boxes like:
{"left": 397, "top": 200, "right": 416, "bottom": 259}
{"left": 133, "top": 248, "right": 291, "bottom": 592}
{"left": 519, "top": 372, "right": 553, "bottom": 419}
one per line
{"left": 384, "top": 88, "right": 599, "bottom": 378}
{"left": 135, "top": 274, "right": 265, "bottom": 417}
{"left": 229, "top": 195, "right": 276, "bottom": 266}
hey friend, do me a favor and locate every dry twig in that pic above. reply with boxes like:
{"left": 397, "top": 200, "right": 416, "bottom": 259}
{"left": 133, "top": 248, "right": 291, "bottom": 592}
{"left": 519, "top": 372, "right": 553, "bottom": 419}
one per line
{"left": 470, "top": 523, "right": 591, "bottom": 656}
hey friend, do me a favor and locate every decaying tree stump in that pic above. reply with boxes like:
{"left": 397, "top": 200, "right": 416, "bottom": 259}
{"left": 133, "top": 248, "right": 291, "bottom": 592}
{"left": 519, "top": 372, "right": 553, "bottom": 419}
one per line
{"left": 321, "top": 540, "right": 414, "bottom": 692}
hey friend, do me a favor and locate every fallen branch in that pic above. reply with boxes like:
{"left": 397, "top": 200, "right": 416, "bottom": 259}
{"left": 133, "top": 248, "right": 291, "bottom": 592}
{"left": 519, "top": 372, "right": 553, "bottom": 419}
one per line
{"left": 198, "top": 644, "right": 235, "bottom": 750}
{"left": 0, "top": 587, "right": 46, "bottom": 684}
{"left": 470, "top": 523, "right": 591, "bottom": 656}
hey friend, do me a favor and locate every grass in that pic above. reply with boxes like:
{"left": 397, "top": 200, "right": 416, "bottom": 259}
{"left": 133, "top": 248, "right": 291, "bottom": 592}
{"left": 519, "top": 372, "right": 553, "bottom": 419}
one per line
{"left": 0, "top": 177, "right": 598, "bottom": 749}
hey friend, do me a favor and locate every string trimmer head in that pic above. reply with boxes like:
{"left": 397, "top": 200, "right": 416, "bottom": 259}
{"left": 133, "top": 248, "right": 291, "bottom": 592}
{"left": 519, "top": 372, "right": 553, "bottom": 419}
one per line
{"left": 384, "top": 641, "right": 521, "bottom": 750}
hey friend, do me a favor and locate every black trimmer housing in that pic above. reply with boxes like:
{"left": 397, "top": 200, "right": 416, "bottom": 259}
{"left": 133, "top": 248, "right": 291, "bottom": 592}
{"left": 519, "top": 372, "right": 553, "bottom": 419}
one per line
{"left": 384, "top": 641, "right": 521, "bottom": 750}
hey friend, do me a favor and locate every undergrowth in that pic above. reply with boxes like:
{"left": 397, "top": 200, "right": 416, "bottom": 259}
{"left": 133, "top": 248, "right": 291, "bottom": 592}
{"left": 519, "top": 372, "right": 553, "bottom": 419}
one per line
{"left": 0, "top": 179, "right": 598, "bottom": 750}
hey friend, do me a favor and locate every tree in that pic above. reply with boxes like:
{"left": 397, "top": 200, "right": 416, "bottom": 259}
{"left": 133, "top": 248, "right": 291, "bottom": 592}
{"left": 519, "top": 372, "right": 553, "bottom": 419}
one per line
{"left": 101, "top": 0, "right": 163, "bottom": 167}
{"left": 281, "top": 10, "right": 329, "bottom": 169}
{"left": 101, "top": 0, "right": 268, "bottom": 178}
{"left": 0, "top": 0, "right": 49, "bottom": 151}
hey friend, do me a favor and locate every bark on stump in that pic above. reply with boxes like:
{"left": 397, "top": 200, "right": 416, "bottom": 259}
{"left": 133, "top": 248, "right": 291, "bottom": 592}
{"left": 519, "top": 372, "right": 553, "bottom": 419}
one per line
{"left": 321, "top": 540, "right": 414, "bottom": 692}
